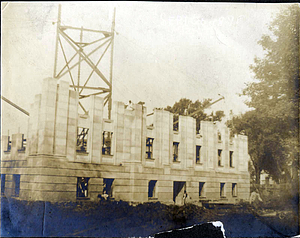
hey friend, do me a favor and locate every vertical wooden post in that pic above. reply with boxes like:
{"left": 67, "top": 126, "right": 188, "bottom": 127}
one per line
{"left": 108, "top": 8, "right": 116, "bottom": 119}
{"left": 78, "top": 26, "right": 83, "bottom": 92}
{"left": 53, "top": 4, "right": 61, "bottom": 79}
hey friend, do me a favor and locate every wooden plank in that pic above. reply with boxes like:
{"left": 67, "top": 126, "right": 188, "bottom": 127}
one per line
{"left": 60, "top": 25, "right": 112, "bottom": 35}
{"left": 79, "top": 41, "right": 112, "bottom": 94}
{"left": 57, "top": 29, "right": 111, "bottom": 87}
{"left": 70, "top": 85, "right": 110, "bottom": 91}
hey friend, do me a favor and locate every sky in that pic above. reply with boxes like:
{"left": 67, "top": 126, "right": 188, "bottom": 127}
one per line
{"left": 1, "top": 2, "right": 284, "bottom": 136}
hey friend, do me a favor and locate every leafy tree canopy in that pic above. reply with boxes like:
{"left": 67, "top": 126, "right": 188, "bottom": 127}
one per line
{"left": 165, "top": 98, "right": 225, "bottom": 132}
{"left": 228, "top": 5, "right": 299, "bottom": 184}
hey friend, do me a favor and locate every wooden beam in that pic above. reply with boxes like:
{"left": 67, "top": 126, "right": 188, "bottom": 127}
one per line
{"left": 59, "top": 30, "right": 111, "bottom": 87}
{"left": 59, "top": 36, "right": 76, "bottom": 89}
{"left": 1, "top": 96, "right": 29, "bottom": 116}
{"left": 147, "top": 112, "right": 154, "bottom": 116}
{"left": 108, "top": 7, "right": 116, "bottom": 119}
{"left": 70, "top": 85, "right": 110, "bottom": 91}
{"left": 82, "top": 36, "right": 110, "bottom": 48}
{"left": 104, "top": 93, "right": 110, "bottom": 106}
{"left": 79, "top": 101, "right": 88, "bottom": 115}
{"left": 60, "top": 25, "right": 112, "bottom": 35}
{"left": 172, "top": 96, "right": 225, "bottom": 124}
{"left": 56, "top": 51, "right": 78, "bottom": 78}
{"left": 79, "top": 91, "right": 108, "bottom": 99}
{"left": 79, "top": 41, "right": 112, "bottom": 95}
{"left": 57, "top": 29, "right": 111, "bottom": 87}
{"left": 53, "top": 4, "right": 61, "bottom": 78}
{"left": 77, "top": 26, "right": 83, "bottom": 91}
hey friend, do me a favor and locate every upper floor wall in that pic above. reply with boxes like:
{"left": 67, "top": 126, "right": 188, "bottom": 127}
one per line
{"left": 2, "top": 78, "right": 250, "bottom": 174}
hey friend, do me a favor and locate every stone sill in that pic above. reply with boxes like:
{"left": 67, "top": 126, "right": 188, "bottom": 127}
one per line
{"left": 146, "top": 158, "right": 155, "bottom": 161}
{"left": 103, "top": 119, "right": 113, "bottom": 123}
{"left": 218, "top": 140, "right": 222, "bottom": 143}
{"left": 76, "top": 151, "right": 89, "bottom": 155}
{"left": 173, "top": 131, "right": 179, "bottom": 134}
{"left": 148, "top": 197, "right": 158, "bottom": 201}
{"left": 79, "top": 114, "right": 88, "bottom": 119}
{"left": 1, "top": 159, "right": 27, "bottom": 162}
{"left": 218, "top": 165, "right": 224, "bottom": 167}
{"left": 196, "top": 162, "right": 203, "bottom": 165}
{"left": 4, "top": 151, "right": 11, "bottom": 154}
{"left": 173, "top": 160, "right": 181, "bottom": 163}
{"left": 102, "top": 154, "right": 114, "bottom": 157}
{"left": 77, "top": 197, "right": 90, "bottom": 201}
{"left": 147, "top": 126, "right": 154, "bottom": 130}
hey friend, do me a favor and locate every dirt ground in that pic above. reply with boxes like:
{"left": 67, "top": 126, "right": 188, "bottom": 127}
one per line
{"left": 1, "top": 197, "right": 298, "bottom": 237}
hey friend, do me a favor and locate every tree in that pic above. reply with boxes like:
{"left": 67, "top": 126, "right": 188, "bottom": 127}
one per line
{"left": 227, "top": 111, "right": 286, "bottom": 184}
{"left": 210, "top": 110, "right": 225, "bottom": 122}
{"left": 165, "top": 98, "right": 225, "bottom": 132}
{"left": 229, "top": 5, "right": 299, "bottom": 184}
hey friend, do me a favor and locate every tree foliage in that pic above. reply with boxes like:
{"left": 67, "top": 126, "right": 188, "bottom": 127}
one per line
{"left": 228, "top": 5, "right": 299, "bottom": 184}
{"left": 165, "top": 98, "right": 225, "bottom": 132}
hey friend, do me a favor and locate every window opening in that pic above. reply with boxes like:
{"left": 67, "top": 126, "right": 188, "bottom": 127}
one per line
{"left": 196, "top": 146, "right": 201, "bottom": 164}
{"left": 232, "top": 183, "right": 237, "bottom": 197}
{"left": 148, "top": 180, "right": 157, "bottom": 198}
{"left": 13, "top": 174, "right": 20, "bottom": 197}
{"left": 18, "top": 134, "right": 27, "bottom": 152}
{"left": 146, "top": 138, "right": 154, "bottom": 159}
{"left": 173, "top": 142, "right": 179, "bottom": 162}
{"left": 1, "top": 174, "right": 6, "bottom": 196}
{"left": 229, "top": 151, "right": 234, "bottom": 167}
{"left": 173, "top": 181, "right": 186, "bottom": 204}
{"left": 4, "top": 136, "right": 11, "bottom": 152}
{"left": 199, "top": 182, "right": 205, "bottom": 197}
{"left": 102, "top": 131, "right": 113, "bottom": 155}
{"left": 218, "top": 131, "right": 222, "bottom": 141}
{"left": 77, "top": 177, "right": 90, "bottom": 198}
{"left": 220, "top": 183, "right": 225, "bottom": 197}
{"left": 76, "top": 128, "right": 89, "bottom": 153}
{"left": 103, "top": 178, "right": 114, "bottom": 198}
{"left": 218, "top": 149, "right": 222, "bottom": 166}
{"left": 173, "top": 115, "right": 179, "bottom": 131}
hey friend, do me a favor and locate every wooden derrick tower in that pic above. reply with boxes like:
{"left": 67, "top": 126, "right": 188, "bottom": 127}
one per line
{"left": 53, "top": 4, "right": 116, "bottom": 119}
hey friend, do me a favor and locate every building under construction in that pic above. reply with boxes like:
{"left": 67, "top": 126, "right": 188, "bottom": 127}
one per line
{"left": 1, "top": 5, "right": 250, "bottom": 205}
{"left": 1, "top": 77, "right": 250, "bottom": 204}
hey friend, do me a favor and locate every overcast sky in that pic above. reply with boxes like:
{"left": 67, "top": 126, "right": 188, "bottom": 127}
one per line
{"left": 2, "top": 2, "right": 283, "bottom": 136}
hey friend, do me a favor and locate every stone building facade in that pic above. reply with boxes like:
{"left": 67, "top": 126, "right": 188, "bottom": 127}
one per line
{"left": 1, "top": 78, "right": 250, "bottom": 204}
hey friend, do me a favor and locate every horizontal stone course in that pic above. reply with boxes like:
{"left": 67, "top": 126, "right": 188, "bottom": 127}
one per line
{"left": 21, "top": 183, "right": 76, "bottom": 192}
{"left": 1, "top": 78, "right": 250, "bottom": 204}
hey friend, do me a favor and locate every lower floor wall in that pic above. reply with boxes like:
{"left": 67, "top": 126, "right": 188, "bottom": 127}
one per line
{"left": 1, "top": 156, "right": 250, "bottom": 204}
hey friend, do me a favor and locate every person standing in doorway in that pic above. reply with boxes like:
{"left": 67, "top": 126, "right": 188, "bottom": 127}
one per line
{"left": 183, "top": 190, "right": 188, "bottom": 205}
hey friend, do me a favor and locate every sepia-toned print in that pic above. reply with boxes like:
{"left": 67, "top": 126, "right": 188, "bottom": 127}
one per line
{"left": 1, "top": 2, "right": 299, "bottom": 237}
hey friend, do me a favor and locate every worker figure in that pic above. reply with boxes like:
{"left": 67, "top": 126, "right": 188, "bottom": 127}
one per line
{"left": 125, "top": 100, "right": 134, "bottom": 110}
{"left": 78, "top": 177, "right": 88, "bottom": 197}
{"left": 101, "top": 190, "right": 109, "bottom": 201}
{"left": 183, "top": 190, "right": 188, "bottom": 205}
{"left": 250, "top": 188, "right": 263, "bottom": 209}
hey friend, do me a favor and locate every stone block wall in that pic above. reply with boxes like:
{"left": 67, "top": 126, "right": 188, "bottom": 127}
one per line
{"left": 1, "top": 77, "right": 250, "bottom": 204}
